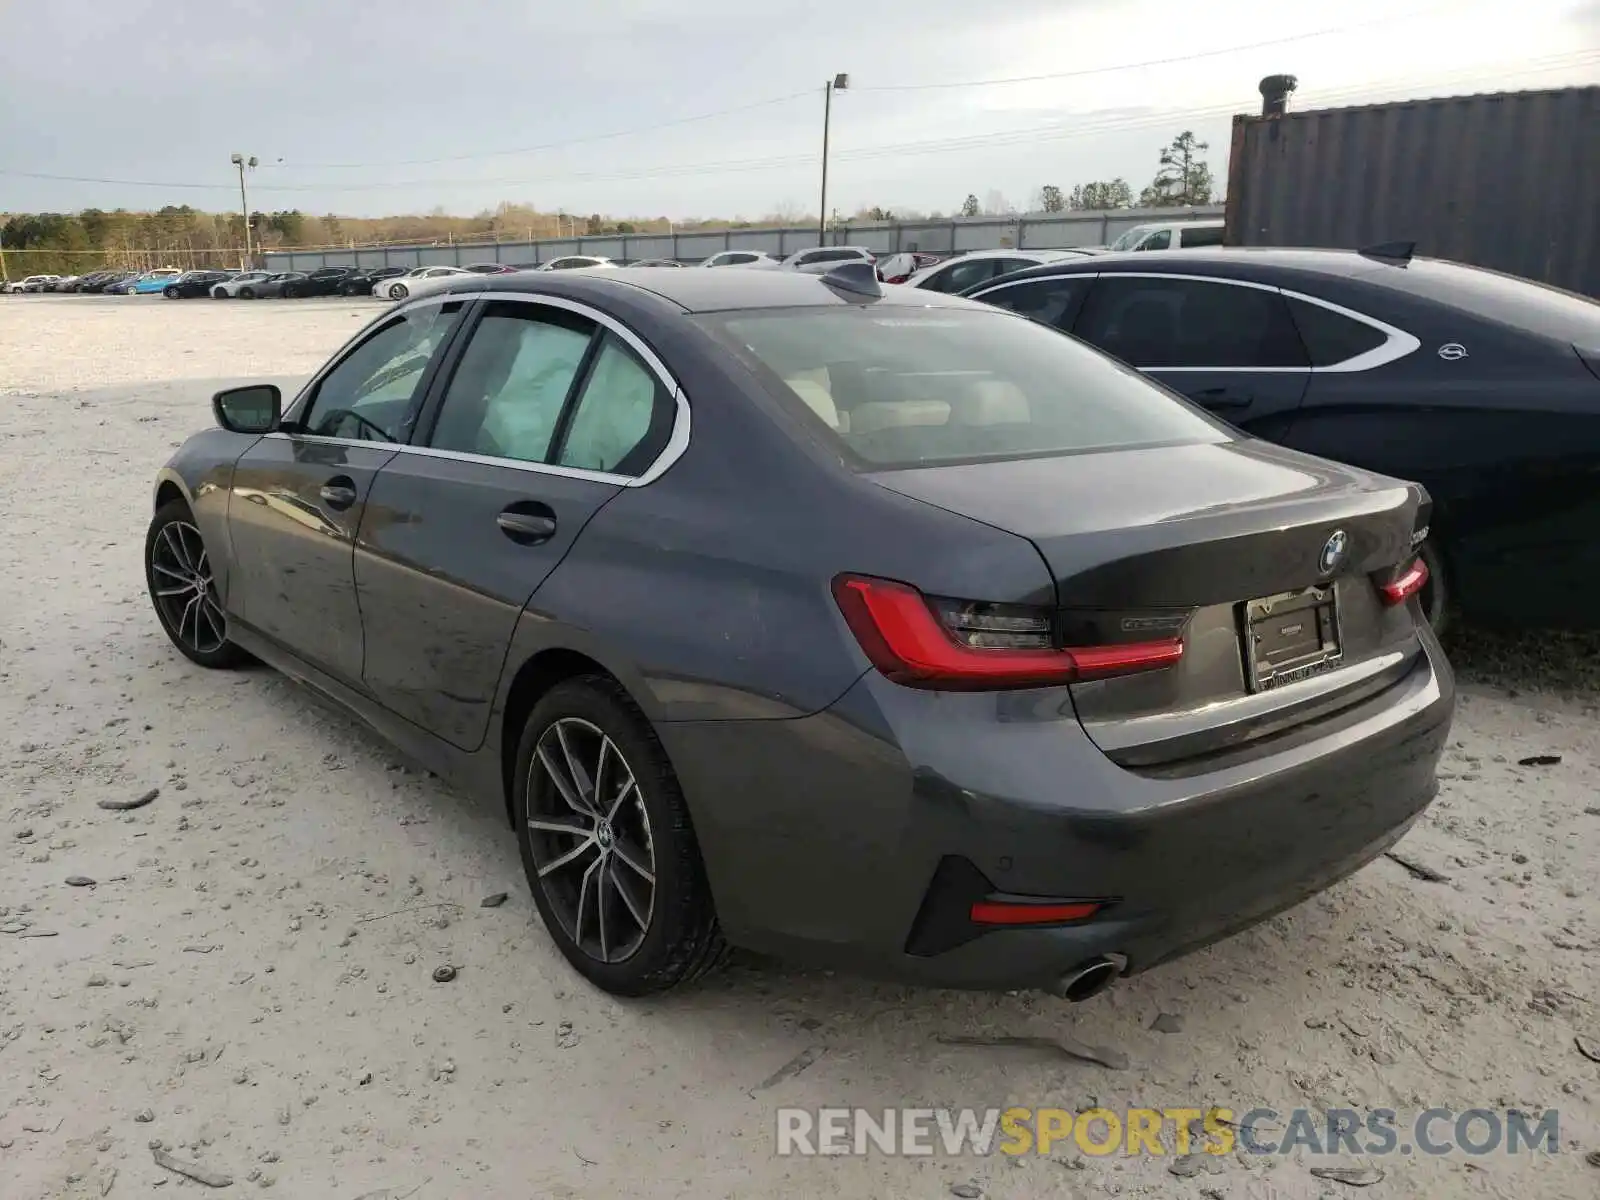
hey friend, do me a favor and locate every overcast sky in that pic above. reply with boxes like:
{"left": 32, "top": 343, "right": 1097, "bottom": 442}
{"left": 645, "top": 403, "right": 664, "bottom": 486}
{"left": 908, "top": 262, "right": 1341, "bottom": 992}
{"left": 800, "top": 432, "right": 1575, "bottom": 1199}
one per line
{"left": 2, "top": 0, "right": 1597, "bottom": 221}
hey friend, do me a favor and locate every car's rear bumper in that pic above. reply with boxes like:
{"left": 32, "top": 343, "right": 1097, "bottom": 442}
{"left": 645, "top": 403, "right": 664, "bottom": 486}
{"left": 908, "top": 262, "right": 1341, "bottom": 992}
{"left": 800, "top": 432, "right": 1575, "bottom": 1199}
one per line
{"left": 662, "top": 631, "right": 1453, "bottom": 991}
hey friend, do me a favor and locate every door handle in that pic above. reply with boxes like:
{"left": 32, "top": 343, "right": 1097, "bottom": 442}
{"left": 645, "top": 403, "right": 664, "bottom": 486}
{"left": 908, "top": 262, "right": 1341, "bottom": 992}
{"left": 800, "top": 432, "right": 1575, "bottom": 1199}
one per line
{"left": 1194, "top": 387, "right": 1253, "bottom": 410}
{"left": 497, "top": 507, "right": 557, "bottom": 545}
{"left": 319, "top": 477, "right": 358, "bottom": 510}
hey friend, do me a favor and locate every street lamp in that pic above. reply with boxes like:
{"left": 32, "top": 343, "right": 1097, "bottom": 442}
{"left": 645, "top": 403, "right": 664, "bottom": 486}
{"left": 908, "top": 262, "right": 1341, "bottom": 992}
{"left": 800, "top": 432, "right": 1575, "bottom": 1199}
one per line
{"left": 230, "top": 153, "right": 258, "bottom": 269}
{"left": 818, "top": 72, "right": 849, "bottom": 247}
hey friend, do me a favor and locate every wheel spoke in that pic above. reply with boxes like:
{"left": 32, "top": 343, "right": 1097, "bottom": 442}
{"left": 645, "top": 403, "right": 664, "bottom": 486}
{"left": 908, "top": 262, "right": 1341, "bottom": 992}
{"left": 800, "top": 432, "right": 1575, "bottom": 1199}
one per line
{"left": 152, "top": 562, "right": 191, "bottom": 583}
{"left": 608, "top": 860, "right": 650, "bottom": 931}
{"left": 595, "top": 863, "right": 612, "bottom": 961}
{"left": 611, "top": 839, "right": 655, "bottom": 886}
{"left": 593, "top": 736, "right": 614, "bottom": 807}
{"left": 163, "top": 524, "right": 196, "bottom": 574}
{"left": 527, "top": 815, "right": 592, "bottom": 837}
{"left": 179, "top": 594, "right": 203, "bottom": 645}
{"left": 199, "top": 597, "right": 227, "bottom": 647}
{"left": 574, "top": 855, "right": 602, "bottom": 949}
{"left": 606, "top": 774, "right": 636, "bottom": 823}
{"left": 555, "top": 722, "right": 595, "bottom": 807}
{"left": 537, "top": 742, "right": 593, "bottom": 817}
{"left": 537, "top": 834, "right": 598, "bottom": 879}
{"left": 156, "top": 582, "right": 196, "bottom": 598}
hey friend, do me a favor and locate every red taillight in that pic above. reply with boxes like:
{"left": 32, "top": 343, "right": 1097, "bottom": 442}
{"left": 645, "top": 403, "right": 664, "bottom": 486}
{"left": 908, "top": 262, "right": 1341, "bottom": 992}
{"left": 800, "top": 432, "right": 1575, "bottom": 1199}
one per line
{"left": 970, "top": 899, "right": 1101, "bottom": 926}
{"left": 1378, "top": 557, "right": 1429, "bottom": 606}
{"left": 831, "top": 574, "right": 1183, "bottom": 690}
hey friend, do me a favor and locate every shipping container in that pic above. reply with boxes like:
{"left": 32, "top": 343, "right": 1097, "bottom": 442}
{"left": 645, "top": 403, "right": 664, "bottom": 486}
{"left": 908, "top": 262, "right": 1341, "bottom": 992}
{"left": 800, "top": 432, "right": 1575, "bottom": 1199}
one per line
{"left": 1225, "top": 86, "right": 1600, "bottom": 297}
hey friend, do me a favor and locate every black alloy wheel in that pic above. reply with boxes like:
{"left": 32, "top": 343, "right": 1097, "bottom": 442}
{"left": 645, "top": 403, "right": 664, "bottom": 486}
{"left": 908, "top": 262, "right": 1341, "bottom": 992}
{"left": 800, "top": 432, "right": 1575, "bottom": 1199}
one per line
{"left": 145, "top": 501, "right": 250, "bottom": 669}
{"left": 514, "top": 678, "right": 725, "bottom": 995}
{"left": 163, "top": 285, "right": 180, "bottom": 299}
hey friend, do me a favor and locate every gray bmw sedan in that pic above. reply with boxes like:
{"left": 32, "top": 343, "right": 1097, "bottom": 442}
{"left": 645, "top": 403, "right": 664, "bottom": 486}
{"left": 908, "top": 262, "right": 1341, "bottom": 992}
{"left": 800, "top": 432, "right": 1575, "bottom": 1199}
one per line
{"left": 145, "top": 264, "right": 1454, "bottom": 997}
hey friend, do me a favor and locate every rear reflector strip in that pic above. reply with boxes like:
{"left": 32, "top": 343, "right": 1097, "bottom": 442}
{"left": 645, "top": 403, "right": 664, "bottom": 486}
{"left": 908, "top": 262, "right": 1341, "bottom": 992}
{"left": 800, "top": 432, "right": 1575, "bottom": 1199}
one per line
{"left": 969, "top": 900, "right": 1102, "bottom": 926}
{"left": 1378, "top": 557, "right": 1429, "bottom": 606}
{"left": 832, "top": 574, "right": 1183, "bottom": 691}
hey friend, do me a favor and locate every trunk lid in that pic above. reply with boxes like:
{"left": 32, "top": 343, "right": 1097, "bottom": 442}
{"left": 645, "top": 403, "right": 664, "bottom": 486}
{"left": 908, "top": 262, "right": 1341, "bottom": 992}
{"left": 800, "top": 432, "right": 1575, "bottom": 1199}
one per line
{"left": 869, "top": 439, "right": 1431, "bottom": 767}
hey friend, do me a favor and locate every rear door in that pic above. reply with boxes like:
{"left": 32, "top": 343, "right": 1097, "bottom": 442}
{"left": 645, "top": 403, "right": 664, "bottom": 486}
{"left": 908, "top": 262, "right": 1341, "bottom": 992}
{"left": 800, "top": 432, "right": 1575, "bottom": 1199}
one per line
{"left": 1071, "top": 273, "right": 1311, "bottom": 439}
{"left": 355, "top": 295, "right": 680, "bottom": 749}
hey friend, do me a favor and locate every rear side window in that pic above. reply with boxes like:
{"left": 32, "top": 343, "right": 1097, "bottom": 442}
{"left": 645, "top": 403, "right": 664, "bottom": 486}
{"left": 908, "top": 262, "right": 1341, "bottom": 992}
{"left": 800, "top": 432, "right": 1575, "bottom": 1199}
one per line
{"left": 933, "top": 258, "right": 1001, "bottom": 293}
{"left": 557, "top": 336, "right": 674, "bottom": 476}
{"left": 975, "top": 277, "right": 1092, "bottom": 333}
{"left": 1286, "top": 297, "right": 1388, "bottom": 366}
{"left": 1074, "top": 277, "right": 1308, "bottom": 368}
{"left": 1179, "top": 225, "right": 1224, "bottom": 247}
{"left": 698, "top": 307, "right": 1228, "bottom": 469}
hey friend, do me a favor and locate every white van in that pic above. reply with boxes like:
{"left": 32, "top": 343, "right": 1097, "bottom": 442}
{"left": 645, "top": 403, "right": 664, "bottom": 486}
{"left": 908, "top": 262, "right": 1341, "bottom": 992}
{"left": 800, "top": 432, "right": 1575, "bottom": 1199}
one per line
{"left": 1107, "top": 220, "right": 1225, "bottom": 252}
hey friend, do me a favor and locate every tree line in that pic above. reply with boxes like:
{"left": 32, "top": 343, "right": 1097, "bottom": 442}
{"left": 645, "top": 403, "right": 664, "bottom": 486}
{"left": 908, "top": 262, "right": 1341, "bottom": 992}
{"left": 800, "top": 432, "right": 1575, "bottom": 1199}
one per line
{"left": 1, "top": 132, "right": 1215, "bottom": 276}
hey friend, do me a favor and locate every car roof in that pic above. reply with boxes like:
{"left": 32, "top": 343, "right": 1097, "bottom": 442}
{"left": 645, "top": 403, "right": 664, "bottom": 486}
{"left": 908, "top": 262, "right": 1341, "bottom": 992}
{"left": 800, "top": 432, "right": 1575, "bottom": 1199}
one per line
{"left": 978, "top": 246, "right": 1405, "bottom": 286}
{"left": 440, "top": 264, "right": 983, "bottom": 313}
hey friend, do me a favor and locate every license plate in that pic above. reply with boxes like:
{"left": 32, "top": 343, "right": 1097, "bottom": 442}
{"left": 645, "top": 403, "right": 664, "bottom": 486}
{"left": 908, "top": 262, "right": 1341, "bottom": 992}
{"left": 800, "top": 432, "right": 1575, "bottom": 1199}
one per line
{"left": 1242, "top": 585, "right": 1343, "bottom": 693}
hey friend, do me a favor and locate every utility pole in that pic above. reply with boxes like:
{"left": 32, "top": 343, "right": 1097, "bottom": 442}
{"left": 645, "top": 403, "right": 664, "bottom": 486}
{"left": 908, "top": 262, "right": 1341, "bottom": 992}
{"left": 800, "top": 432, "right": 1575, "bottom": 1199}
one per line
{"left": 818, "top": 73, "right": 850, "bottom": 247}
{"left": 230, "top": 153, "right": 257, "bottom": 269}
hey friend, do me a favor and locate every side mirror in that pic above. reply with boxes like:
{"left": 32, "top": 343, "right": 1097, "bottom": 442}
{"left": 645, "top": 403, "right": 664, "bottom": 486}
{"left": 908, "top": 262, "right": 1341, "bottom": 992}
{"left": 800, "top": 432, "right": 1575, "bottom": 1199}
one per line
{"left": 212, "top": 384, "right": 281, "bottom": 434}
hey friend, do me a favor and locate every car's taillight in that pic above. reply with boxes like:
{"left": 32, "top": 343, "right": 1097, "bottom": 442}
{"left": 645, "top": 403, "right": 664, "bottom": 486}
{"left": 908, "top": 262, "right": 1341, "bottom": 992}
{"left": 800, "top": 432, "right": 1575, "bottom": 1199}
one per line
{"left": 831, "top": 574, "right": 1183, "bottom": 690}
{"left": 1378, "top": 557, "right": 1429, "bottom": 606}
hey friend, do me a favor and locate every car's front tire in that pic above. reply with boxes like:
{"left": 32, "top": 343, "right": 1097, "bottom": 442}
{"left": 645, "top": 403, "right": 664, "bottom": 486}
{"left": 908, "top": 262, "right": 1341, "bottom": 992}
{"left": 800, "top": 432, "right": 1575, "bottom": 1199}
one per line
{"left": 163, "top": 286, "right": 180, "bottom": 299}
{"left": 238, "top": 286, "right": 255, "bottom": 299}
{"left": 514, "top": 676, "right": 726, "bottom": 996}
{"left": 145, "top": 500, "right": 251, "bottom": 669}
{"left": 388, "top": 283, "right": 408, "bottom": 300}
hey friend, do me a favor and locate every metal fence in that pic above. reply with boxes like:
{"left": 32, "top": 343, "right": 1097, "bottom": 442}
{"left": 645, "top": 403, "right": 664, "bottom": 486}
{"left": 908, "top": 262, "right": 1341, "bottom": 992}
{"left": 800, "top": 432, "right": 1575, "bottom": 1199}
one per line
{"left": 1225, "top": 86, "right": 1600, "bottom": 297}
{"left": 260, "top": 206, "right": 1224, "bottom": 272}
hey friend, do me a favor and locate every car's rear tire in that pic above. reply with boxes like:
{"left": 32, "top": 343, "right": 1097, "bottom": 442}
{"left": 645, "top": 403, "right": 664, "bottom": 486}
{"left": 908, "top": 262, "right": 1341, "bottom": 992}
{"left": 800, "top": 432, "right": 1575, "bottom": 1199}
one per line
{"left": 145, "top": 500, "right": 252, "bottom": 669}
{"left": 514, "top": 676, "right": 726, "bottom": 996}
{"left": 238, "top": 286, "right": 255, "bottom": 299}
{"left": 1417, "top": 540, "right": 1450, "bottom": 637}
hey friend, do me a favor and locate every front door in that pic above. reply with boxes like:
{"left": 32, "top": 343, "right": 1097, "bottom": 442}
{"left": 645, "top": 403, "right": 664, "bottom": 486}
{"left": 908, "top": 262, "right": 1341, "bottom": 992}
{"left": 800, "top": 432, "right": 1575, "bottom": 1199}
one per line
{"left": 225, "top": 300, "right": 465, "bottom": 684}
{"left": 1071, "top": 273, "right": 1310, "bottom": 440}
{"left": 356, "top": 297, "right": 679, "bottom": 749}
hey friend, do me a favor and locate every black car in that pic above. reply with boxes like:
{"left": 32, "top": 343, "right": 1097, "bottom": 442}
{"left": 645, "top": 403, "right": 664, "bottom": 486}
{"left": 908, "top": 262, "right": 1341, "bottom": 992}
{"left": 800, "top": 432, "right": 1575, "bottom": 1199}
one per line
{"left": 283, "top": 266, "right": 356, "bottom": 298}
{"left": 163, "top": 270, "right": 233, "bottom": 299}
{"left": 144, "top": 265, "right": 1449, "bottom": 998}
{"left": 964, "top": 248, "right": 1600, "bottom": 631}
{"left": 78, "top": 271, "right": 136, "bottom": 294}
{"left": 339, "top": 266, "right": 407, "bottom": 296}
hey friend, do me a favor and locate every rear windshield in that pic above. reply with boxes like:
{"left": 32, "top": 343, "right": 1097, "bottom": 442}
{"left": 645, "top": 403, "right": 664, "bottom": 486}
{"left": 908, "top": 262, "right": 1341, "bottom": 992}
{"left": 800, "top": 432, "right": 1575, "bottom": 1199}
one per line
{"left": 1368, "top": 259, "right": 1600, "bottom": 344}
{"left": 697, "top": 306, "right": 1229, "bottom": 468}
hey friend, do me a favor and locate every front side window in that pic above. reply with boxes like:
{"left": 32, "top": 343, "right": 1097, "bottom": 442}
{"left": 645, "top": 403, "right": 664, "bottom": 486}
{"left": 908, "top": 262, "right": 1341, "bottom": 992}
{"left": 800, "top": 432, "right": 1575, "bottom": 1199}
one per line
{"left": 698, "top": 306, "right": 1227, "bottom": 469}
{"left": 1073, "top": 277, "right": 1307, "bottom": 369}
{"left": 1134, "top": 229, "right": 1172, "bottom": 251}
{"left": 557, "top": 336, "right": 674, "bottom": 475}
{"left": 428, "top": 304, "right": 594, "bottom": 463}
{"left": 936, "top": 258, "right": 1001, "bottom": 294}
{"left": 299, "top": 303, "right": 462, "bottom": 441}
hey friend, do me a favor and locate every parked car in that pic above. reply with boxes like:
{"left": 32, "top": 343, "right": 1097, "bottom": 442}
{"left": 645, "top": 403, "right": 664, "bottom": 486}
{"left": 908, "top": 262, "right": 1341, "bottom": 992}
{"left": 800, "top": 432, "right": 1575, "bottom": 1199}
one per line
{"left": 338, "top": 266, "right": 408, "bottom": 296}
{"left": 16, "top": 275, "right": 62, "bottom": 292}
{"left": 80, "top": 271, "right": 138, "bottom": 294}
{"left": 964, "top": 246, "right": 1600, "bottom": 630}
{"left": 282, "top": 266, "right": 357, "bottom": 298}
{"left": 145, "top": 265, "right": 1449, "bottom": 998}
{"left": 699, "top": 250, "right": 779, "bottom": 268}
{"left": 781, "top": 246, "right": 876, "bottom": 272}
{"left": 212, "top": 271, "right": 274, "bottom": 298}
{"left": 239, "top": 272, "right": 306, "bottom": 299}
{"left": 464, "top": 262, "right": 519, "bottom": 274}
{"left": 379, "top": 266, "right": 471, "bottom": 300}
{"left": 540, "top": 256, "right": 616, "bottom": 271}
{"left": 627, "top": 259, "right": 683, "bottom": 268}
{"left": 163, "top": 270, "right": 232, "bottom": 299}
{"left": 1105, "top": 219, "right": 1225, "bottom": 252}
{"left": 66, "top": 271, "right": 117, "bottom": 292}
{"left": 108, "top": 269, "right": 184, "bottom": 295}
{"left": 48, "top": 274, "right": 83, "bottom": 292}
{"left": 903, "top": 249, "right": 1093, "bottom": 293}
{"left": 875, "top": 252, "right": 943, "bottom": 284}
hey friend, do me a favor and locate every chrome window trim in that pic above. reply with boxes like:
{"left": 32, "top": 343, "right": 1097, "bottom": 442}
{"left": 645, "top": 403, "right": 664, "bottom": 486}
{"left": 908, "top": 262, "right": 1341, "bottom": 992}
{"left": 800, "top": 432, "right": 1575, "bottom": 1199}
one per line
{"left": 970, "top": 270, "right": 1419, "bottom": 374}
{"left": 269, "top": 289, "right": 690, "bottom": 488}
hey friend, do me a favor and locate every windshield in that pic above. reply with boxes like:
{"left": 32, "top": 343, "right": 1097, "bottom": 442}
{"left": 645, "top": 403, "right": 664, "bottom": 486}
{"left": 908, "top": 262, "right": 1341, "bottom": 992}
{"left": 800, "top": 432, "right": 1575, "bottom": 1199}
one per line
{"left": 696, "top": 306, "right": 1228, "bottom": 469}
{"left": 1107, "top": 226, "right": 1154, "bottom": 251}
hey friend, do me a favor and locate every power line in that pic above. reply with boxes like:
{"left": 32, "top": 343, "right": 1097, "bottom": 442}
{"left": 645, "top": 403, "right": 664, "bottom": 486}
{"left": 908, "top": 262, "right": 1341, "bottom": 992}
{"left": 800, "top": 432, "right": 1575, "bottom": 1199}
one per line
{"left": 3, "top": 52, "right": 1595, "bottom": 197}
{"left": 853, "top": 9, "right": 1457, "bottom": 92}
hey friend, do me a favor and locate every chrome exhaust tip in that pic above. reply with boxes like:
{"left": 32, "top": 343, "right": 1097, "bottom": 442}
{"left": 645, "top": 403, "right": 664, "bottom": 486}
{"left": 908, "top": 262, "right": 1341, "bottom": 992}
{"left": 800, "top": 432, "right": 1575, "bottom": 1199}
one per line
{"left": 1055, "top": 955, "right": 1124, "bottom": 1002}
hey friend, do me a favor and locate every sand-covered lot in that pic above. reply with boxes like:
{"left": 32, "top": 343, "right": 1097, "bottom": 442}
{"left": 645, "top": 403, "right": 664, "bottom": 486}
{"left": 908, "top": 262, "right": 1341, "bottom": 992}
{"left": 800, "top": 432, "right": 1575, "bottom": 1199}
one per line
{"left": 1, "top": 293, "right": 1597, "bottom": 1199}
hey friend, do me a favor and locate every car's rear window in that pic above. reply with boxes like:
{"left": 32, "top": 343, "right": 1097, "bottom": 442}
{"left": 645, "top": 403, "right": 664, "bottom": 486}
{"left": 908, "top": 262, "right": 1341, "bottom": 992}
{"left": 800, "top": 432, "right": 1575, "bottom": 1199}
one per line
{"left": 697, "top": 306, "right": 1229, "bottom": 468}
{"left": 1368, "top": 259, "right": 1600, "bottom": 344}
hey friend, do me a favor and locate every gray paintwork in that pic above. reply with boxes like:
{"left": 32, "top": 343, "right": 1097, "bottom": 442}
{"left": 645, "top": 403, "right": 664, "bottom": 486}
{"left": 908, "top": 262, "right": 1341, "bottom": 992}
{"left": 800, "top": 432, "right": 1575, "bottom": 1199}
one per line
{"left": 150, "top": 266, "right": 1454, "bottom": 989}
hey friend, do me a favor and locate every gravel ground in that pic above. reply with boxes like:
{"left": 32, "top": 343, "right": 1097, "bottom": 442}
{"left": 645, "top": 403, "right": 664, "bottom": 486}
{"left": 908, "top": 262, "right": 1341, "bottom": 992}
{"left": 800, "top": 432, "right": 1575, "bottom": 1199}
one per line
{"left": 1, "top": 294, "right": 1596, "bottom": 1200}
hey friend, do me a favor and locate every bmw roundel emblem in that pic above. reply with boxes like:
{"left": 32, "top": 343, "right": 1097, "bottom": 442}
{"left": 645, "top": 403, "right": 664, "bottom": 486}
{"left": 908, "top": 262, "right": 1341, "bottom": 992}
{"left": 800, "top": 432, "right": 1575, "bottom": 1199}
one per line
{"left": 1319, "top": 530, "right": 1349, "bottom": 576}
